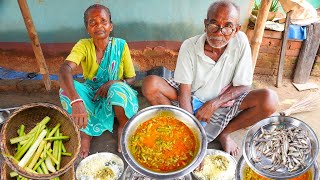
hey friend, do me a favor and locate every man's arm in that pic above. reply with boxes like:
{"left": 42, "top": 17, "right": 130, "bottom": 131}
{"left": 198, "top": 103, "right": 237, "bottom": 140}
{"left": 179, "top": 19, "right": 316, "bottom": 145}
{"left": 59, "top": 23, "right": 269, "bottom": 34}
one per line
{"left": 212, "top": 85, "right": 250, "bottom": 106}
{"left": 195, "top": 85, "right": 250, "bottom": 122}
{"left": 178, "top": 84, "right": 193, "bottom": 114}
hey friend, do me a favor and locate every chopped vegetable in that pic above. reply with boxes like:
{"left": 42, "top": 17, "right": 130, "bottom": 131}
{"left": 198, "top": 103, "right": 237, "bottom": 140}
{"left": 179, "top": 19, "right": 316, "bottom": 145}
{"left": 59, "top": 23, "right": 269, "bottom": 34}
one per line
{"left": 45, "top": 156, "right": 56, "bottom": 173}
{"left": 44, "top": 136, "right": 70, "bottom": 141}
{"left": 8, "top": 116, "right": 70, "bottom": 179}
{"left": 27, "top": 140, "right": 46, "bottom": 169}
{"left": 18, "top": 130, "right": 47, "bottom": 168}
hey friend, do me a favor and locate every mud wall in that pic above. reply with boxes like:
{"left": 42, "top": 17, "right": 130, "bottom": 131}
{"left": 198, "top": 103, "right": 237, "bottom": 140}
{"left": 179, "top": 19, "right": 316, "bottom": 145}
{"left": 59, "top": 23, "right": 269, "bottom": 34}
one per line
{"left": 1, "top": 31, "right": 320, "bottom": 78}
{"left": 0, "top": 0, "right": 251, "bottom": 43}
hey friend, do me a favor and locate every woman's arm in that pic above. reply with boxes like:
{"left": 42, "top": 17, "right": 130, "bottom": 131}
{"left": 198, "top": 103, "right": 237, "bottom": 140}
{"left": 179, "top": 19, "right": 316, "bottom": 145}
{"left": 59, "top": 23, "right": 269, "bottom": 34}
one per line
{"left": 59, "top": 61, "right": 79, "bottom": 100}
{"left": 59, "top": 60, "right": 88, "bottom": 129}
{"left": 122, "top": 76, "right": 135, "bottom": 86}
{"left": 93, "top": 77, "right": 136, "bottom": 101}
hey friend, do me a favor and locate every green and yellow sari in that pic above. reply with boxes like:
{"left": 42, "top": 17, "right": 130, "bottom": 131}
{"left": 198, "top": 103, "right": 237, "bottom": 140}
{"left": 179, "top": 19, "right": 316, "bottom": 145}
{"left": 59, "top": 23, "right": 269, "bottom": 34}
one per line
{"left": 60, "top": 37, "right": 138, "bottom": 136}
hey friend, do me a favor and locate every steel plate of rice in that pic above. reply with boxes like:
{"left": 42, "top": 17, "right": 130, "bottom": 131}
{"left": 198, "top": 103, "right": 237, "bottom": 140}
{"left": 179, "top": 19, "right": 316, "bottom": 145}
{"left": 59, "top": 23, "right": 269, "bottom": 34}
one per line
{"left": 193, "top": 149, "right": 236, "bottom": 180}
{"left": 76, "top": 152, "right": 124, "bottom": 180}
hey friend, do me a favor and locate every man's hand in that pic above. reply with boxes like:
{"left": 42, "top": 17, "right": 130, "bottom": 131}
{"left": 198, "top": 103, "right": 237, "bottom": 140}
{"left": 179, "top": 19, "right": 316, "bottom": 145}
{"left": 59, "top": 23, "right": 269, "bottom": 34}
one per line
{"left": 195, "top": 99, "right": 220, "bottom": 122}
{"left": 93, "top": 81, "right": 116, "bottom": 101}
{"left": 71, "top": 102, "right": 88, "bottom": 129}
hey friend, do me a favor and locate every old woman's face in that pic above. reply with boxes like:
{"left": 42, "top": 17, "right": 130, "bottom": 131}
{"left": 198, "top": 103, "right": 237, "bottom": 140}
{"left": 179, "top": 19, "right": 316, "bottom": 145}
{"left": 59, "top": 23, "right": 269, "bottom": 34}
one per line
{"left": 86, "top": 7, "right": 113, "bottom": 40}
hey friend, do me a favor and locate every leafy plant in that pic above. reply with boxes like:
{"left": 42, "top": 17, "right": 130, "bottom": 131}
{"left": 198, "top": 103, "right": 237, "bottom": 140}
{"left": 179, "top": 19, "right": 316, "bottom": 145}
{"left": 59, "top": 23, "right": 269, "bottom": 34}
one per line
{"left": 253, "top": 0, "right": 279, "bottom": 12}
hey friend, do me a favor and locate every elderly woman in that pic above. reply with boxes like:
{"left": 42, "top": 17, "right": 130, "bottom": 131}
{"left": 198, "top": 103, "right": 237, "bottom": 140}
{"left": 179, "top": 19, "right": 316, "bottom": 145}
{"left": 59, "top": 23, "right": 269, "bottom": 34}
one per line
{"left": 59, "top": 4, "right": 138, "bottom": 158}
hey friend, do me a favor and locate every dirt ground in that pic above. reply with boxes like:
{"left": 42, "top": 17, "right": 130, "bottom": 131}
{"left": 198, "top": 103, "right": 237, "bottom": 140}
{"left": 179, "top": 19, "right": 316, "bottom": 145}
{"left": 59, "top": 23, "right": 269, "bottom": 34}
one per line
{"left": 0, "top": 75, "right": 319, "bottom": 178}
{"left": 252, "top": 75, "right": 320, "bottom": 111}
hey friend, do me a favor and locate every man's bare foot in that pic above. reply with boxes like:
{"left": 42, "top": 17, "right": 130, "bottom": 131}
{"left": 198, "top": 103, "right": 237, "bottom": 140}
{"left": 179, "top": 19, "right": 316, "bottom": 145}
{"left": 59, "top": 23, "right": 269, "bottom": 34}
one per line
{"left": 117, "top": 126, "right": 123, "bottom": 153}
{"left": 80, "top": 132, "right": 92, "bottom": 158}
{"left": 217, "top": 133, "right": 239, "bottom": 156}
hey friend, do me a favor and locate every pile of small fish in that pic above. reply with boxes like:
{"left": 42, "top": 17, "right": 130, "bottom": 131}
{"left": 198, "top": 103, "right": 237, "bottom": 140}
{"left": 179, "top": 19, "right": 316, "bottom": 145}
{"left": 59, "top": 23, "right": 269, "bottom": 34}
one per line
{"left": 252, "top": 126, "right": 311, "bottom": 172}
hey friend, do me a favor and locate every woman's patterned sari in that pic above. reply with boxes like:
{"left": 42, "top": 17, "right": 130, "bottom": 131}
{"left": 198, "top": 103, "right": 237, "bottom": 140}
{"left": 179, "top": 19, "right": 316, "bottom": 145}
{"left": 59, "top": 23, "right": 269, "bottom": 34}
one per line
{"left": 60, "top": 37, "right": 139, "bottom": 136}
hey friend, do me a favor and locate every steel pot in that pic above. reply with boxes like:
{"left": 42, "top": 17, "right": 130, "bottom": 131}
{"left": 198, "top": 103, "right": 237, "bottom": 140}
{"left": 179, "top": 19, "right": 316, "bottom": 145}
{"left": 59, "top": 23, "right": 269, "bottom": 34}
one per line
{"left": 120, "top": 105, "right": 207, "bottom": 179}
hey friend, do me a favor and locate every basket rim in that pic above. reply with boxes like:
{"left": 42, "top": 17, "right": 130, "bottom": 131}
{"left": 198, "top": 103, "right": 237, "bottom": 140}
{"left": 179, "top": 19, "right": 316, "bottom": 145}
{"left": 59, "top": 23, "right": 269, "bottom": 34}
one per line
{"left": 0, "top": 103, "right": 80, "bottom": 179}
{"left": 1, "top": 162, "right": 76, "bottom": 180}
{"left": 1, "top": 162, "right": 6, "bottom": 180}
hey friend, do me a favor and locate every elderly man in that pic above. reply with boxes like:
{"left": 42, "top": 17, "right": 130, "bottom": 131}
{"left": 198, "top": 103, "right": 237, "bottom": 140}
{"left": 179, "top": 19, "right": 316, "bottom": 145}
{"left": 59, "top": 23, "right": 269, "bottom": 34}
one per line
{"left": 142, "top": 1, "right": 278, "bottom": 156}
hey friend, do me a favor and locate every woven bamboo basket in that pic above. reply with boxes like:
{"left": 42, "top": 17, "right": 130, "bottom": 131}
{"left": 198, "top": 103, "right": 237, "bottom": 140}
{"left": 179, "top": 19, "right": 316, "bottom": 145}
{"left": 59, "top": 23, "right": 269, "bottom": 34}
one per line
{"left": 1, "top": 163, "right": 75, "bottom": 180}
{"left": 0, "top": 103, "right": 80, "bottom": 179}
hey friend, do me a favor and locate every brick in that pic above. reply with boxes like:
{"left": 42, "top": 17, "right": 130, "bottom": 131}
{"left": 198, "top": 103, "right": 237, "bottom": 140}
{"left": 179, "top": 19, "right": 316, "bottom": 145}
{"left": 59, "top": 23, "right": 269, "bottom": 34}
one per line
{"left": 285, "top": 56, "right": 298, "bottom": 64}
{"left": 283, "top": 70, "right": 294, "bottom": 78}
{"left": 255, "top": 59, "right": 273, "bottom": 68}
{"left": 263, "top": 30, "right": 282, "bottom": 39}
{"left": 273, "top": 68, "right": 293, "bottom": 77}
{"left": 284, "top": 63, "right": 296, "bottom": 70}
{"left": 288, "top": 40, "right": 302, "bottom": 50}
{"left": 311, "top": 70, "right": 320, "bottom": 76}
{"left": 285, "top": 49, "right": 300, "bottom": 57}
{"left": 246, "top": 29, "right": 282, "bottom": 40}
{"left": 259, "top": 45, "right": 280, "bottom": 54}
{"left": 261, "top": 38, "right": 281, "bottom": 46}
{"left": 259, "top": 53, "right": 280, "bottom": 64}
{"left": 313, "top": 63, "right": 320, "bottom": 70}
{"left": 254, "top": 67, "right": 274, "bottom": 75}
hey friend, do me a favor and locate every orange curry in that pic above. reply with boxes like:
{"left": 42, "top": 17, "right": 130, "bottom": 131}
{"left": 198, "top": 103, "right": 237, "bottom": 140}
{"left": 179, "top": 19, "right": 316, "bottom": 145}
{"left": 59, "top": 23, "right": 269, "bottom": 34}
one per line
{"left": 243, "top": 166, "right": 311, "bottom": 180}
{"left": 129, "top": 116, "right": 197, "bottom": 172}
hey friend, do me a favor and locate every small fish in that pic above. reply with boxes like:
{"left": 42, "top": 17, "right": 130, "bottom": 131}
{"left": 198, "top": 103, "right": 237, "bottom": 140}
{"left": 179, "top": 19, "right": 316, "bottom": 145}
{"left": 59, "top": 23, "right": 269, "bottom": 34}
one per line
{"left": 262, "top": 165, "right": 274, "bottom": 170}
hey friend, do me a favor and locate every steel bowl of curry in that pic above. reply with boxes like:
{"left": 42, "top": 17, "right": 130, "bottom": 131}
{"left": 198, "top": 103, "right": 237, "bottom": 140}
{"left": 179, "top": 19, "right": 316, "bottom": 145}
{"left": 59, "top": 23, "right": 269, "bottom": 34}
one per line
{"left": 121, "top": 105, "right": 207, "bottom": 179}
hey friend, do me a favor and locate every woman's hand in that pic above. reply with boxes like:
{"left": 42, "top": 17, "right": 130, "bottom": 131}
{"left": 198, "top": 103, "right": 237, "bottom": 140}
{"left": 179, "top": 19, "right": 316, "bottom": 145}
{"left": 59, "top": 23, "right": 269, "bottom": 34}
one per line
{"left": 71, "top": 102, "right": 88, "bottom": 129}
{"left": 93, "top": 80, "right": 117, "bottom": 101}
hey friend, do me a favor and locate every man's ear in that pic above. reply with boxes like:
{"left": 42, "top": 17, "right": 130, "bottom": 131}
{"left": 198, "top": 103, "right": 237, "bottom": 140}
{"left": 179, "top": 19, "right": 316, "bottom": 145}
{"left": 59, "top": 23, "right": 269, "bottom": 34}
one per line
{"left": 235, "top": 24, "right": 241, "bottom": 33}
{"left": 204, "top": 19, "right": 207, "bottom": 32}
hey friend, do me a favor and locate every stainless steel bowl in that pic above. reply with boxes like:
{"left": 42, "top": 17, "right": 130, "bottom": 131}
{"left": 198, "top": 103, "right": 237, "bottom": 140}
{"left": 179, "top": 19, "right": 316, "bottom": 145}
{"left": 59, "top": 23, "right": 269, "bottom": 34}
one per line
{"left": 120, "top": 166, "right": 193, "bottom": 180}
{"left": 236, "top": 156, "right": 319, "bottom": 180}
{"left": 243, "top": 116, "right": 319, "bottom": 179}
{"left": 120, "top": 105, "right": 207, "bottom": 179}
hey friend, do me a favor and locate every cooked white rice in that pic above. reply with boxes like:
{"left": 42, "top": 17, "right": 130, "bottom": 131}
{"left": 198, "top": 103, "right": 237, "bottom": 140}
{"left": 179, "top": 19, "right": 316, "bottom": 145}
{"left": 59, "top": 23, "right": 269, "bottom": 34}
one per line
{"left": 193, "top": 151, "right": 236, "bottom": 180}
{"left": 76, "top": 156, "right": 120, "bottom": 180}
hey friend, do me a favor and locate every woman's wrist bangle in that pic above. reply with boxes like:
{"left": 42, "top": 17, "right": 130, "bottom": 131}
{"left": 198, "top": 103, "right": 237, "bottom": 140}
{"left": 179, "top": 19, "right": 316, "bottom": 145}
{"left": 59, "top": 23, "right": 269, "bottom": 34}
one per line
{"left": 70, "top": 98, "right": 83, "bottom": 106}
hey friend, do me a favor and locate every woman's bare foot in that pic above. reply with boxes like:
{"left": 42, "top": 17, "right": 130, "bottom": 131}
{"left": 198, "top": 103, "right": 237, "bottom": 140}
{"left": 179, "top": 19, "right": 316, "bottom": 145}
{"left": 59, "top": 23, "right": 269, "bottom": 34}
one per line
{"left": 217, "top": 133, "right": 239, "bottom": 156}
{"left": 117, "top": 126, "right": 123, "bottom": 153}
{"left": 80, "top": 132, "right": 92, "bottom": 158}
